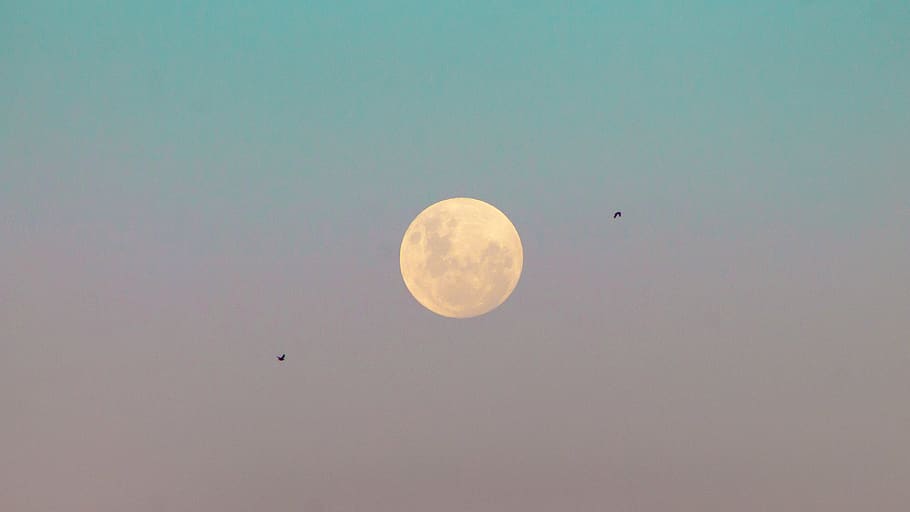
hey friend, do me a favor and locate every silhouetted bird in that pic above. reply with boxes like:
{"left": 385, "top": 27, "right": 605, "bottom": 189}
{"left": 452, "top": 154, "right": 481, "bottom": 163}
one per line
{"left": 613, "top": 211, "right": 622, "bottom": 219}
{"left": 276, "top": 354, "right": 286, "bottom": 361}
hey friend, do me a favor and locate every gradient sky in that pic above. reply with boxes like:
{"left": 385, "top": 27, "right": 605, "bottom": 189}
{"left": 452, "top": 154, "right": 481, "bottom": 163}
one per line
{"left": 2, "top": 1, "right": 909, "bottom": 510}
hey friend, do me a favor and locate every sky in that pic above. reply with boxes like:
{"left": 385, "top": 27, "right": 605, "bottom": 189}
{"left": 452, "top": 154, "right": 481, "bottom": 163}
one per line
{"left": 2, "top": 1, "right": 909, "bottom": 510}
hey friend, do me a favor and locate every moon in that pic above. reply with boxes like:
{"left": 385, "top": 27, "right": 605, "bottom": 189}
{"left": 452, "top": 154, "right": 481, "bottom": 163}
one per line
{"left": 400, "top": 197, "right": 523, "bottom": 318}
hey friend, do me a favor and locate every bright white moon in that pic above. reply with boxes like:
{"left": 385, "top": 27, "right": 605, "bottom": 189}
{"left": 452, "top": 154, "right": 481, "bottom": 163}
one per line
{"left": 400, "top": 197, "right": 523, "bottom": 318}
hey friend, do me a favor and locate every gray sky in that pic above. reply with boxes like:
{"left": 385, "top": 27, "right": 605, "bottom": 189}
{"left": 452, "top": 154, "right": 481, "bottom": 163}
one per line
{"left": 3, "top": 1, "right": 909, "bottom": 510}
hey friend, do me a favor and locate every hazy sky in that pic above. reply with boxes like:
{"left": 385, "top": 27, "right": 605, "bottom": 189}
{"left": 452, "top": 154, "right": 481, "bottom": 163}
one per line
{"left": 2, "top": 2, "right": 909, "bottom": 510}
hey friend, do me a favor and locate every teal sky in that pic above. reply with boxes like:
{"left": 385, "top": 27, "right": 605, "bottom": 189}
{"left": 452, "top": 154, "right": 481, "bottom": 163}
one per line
{"left": 2, "top": 2, "right": 909, "bottom": 510}
{"left": 4, "top": 2, "right": 907, "bottom": 228}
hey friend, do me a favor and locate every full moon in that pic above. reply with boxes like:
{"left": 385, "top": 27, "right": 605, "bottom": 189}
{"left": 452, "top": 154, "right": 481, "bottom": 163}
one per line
{"left": 400, "top": 197, "right": 523, "bottom": 318}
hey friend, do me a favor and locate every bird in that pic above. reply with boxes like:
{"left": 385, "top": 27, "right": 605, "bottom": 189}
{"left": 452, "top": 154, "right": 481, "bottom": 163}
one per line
{"left": 276, "top": 354, "right": 286, "bottom": 361}
{"left": 613, "top": 211, "right": 622, "bottom": 219}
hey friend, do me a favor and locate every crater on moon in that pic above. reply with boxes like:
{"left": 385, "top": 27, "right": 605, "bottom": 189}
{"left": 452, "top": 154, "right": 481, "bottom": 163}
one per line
{"left": 399, "top": 197, "right": 523, "bottom": 318}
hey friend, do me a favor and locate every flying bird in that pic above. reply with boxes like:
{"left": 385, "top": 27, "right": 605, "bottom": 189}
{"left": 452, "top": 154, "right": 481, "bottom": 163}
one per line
{"left": 276, "top": 354, "right": 286, "bottom": 361}
{"left": 613, "top": 211, "right": 621, "bottom": 219}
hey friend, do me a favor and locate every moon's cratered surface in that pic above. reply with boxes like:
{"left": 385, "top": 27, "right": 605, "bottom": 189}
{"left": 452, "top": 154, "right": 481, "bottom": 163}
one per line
{"left": 400, "top": 197, "right": 523, "bottom": 318}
